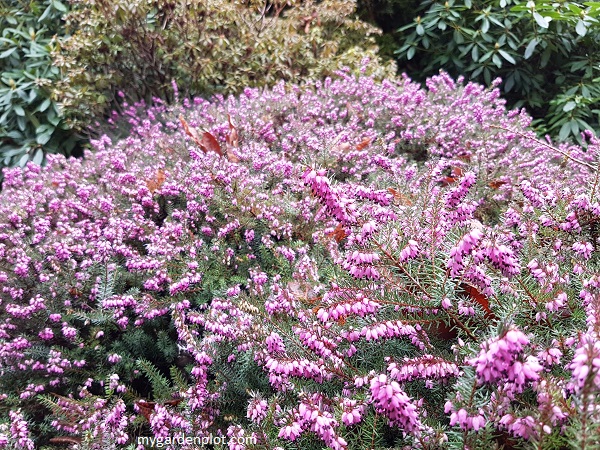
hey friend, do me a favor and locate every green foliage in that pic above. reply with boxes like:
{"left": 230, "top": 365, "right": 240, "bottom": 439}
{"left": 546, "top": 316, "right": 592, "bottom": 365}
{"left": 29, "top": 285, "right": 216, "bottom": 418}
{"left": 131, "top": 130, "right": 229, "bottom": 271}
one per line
{"left": 135, "top": 359, "right": 172, "bottom": 401}
{"left": 0, "top": 0, "right": 82, "bottom": 174}
{"left": 52, "top": 0, "right": 395, "bottom": 130}
{"left": 395, "top": 0, "right": 600, "bottom": 143}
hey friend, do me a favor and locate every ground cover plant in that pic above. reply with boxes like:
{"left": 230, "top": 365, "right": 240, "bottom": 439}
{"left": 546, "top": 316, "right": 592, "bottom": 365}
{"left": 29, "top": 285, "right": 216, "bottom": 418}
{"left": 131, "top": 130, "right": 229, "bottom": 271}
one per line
{"left": 1, "top": 70, "right": 600, "bottom": 449}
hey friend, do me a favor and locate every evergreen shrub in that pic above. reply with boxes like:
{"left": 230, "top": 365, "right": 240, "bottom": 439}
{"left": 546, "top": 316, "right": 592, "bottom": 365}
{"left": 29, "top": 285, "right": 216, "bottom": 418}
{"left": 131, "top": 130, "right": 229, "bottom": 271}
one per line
{"left": 395, "top": 0, "right": 600, "bottom": 143}
{"left": 53, "top": 0, "right": 395, "bottom": 133}
{"left": 1, "top": 71, "right": 600, "bottom": 449}
{"left": 0, "top": 0, "right": 82, "bottom": 173}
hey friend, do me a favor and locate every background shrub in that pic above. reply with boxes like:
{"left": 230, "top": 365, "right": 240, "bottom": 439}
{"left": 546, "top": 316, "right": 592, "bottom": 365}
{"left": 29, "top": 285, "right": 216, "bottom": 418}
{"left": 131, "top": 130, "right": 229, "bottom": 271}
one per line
{"left": 389, "top": 0, "right": 600, "bottom": 143}
{"left": 52, "top": 0, "right": 395, "bottom": 133}
{"left": 0, "top": 0, "right": 393, "bottom": 179}
{"left": 0, "top": 0, "right": 83, "bottom": 173}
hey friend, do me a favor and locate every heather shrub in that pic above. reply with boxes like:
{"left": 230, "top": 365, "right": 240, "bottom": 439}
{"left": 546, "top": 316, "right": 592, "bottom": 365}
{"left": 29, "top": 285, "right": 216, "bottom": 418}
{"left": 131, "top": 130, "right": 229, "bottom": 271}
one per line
{"left": 1, "top": 0, "right": 393, "bottom": 178}
{"left": 1, "top": 71, "right": 600, "bottom": 449}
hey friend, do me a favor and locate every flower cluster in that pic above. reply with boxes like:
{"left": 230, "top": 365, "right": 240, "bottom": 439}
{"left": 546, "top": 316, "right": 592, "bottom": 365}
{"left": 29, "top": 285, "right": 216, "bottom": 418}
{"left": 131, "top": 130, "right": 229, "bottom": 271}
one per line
{"left": 468, "top": 328, "right": 542, "bottom": 393}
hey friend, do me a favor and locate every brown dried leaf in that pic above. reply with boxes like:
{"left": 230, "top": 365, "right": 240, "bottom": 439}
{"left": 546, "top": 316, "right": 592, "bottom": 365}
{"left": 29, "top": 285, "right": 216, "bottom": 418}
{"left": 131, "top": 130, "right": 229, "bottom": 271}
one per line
{"left": 488, "top": 179, "right": 506, "bottom": 189}
{"left": 200, "top": 131, "right": 223, "bottom": 157}
{"left": 146, "top": 168, "right": 166, "bottom": 193}
{"left": 136, "top": 400, "right": 155, "bottom": 421}
{"left": 356, "top": 137, "right": 372, "bottom": 151}
{"left": 226, "top": 114, "right": 239, "bottom": 148}
{"left": 49, "top": 437, "right": 82, "bottom": 445}
{"left": 460, "top": 283, "right": 495, "bottom": 320}
{"left": 227, "top": 149, "right": 240, "bottom": 163}
{"left": 180, "top": 115, "right": 223, "bottom": 157}
{"left": 326, "top": 223, "right": 348, "bottom": 243}
{"left": 387, "top": 187, "right": 413, "bottom": 205}
{"left": 179, "top": 115, "right": 203, "bottom": 147}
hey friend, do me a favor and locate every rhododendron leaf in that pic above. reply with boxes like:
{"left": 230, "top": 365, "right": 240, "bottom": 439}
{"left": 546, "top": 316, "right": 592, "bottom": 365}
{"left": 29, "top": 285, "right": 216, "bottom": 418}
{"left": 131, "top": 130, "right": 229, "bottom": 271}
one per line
{"left": 180, "top": 115, "right": 223, "bottom": 157}
{"left": 179, "top": 115, "right": 203, "bottom": 147}
{"left": 146, "top": 168, "right": 166, "bottom": 193}
{"left": 227, "top": 149, "right": 240, "bottom": 163}
{"left": 226, "top": 114, "right": 239, "bottom": 148}
{"left": 135, "top": 400, "right": 155, "bottom": 421}
{"left": 387, "top": 187, "right": 413, "bottom": 205}
{"left": 49, "top": 437, "right": 82, "bottom": 445}
{"left": 488, "top": 179, "right": 506, "bottom": 189}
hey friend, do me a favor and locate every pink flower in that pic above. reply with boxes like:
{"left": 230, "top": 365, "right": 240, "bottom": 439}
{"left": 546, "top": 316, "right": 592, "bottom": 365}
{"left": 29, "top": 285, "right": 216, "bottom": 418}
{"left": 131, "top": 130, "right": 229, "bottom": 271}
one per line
{"left": 247, "top": 398, "right": 268, "bottom": 423}
{"left": 468, "top": 327, "right": 541, "bottom": 392}
{"left": 369, "top": 374, "right": 422, "bottom": 433}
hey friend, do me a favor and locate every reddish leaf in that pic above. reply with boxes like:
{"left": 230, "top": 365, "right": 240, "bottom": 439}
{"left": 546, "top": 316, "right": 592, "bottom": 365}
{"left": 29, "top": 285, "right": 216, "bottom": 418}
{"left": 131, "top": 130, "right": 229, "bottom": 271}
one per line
{"left": 488, "top": 179, "right": 506, "bottom": 189}
{"left": 227, "top": 150, "right": 241, "bottom": 163}
{"left": 451, "top": 166, "right": 463, "bottom": 177}
{"left": 179, "top": 115, "right": 223, "bottom": 157}
{"left": 135, "top": 400, "right": 155, "bottom": 421}
{"left": 439, "top": 176, "right": 458, "bottom": 187}
{"left": 49, "top": 437, "right": 82, "bottom": 445}
{"left": 327, "top": 223, "right": 348, "bottom": 243}
{"left": 226, "top": 114, "right": 239, "bottom": 148}
{"left": 460, "top": 283, "right": 495, "bottom": 319}
{"left": 356, "top": 137, "right": 373, "bottom": 151}
{"left": 200, "top": 131, "right": 223, "bottom": 157}
{"left": 179, "top": 115, "right": 203, "bottom": 147}
{"left": 424, "top": 319, "right": 458, "bottom": 341}
{"left": 146, "top": 168, "right": 166, "bottom": 193}
{"left": 387, "top": 187, "right": 413, "bottom": 205}
{"left": 439, "top": 166, "right": 465, "bottom": 186}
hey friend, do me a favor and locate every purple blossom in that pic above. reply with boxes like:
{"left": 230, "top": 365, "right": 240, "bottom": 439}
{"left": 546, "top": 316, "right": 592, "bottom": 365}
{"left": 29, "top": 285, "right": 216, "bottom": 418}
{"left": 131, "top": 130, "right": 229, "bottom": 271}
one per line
{"left": 468, "top": 327, "right": 542, "bottom": 392}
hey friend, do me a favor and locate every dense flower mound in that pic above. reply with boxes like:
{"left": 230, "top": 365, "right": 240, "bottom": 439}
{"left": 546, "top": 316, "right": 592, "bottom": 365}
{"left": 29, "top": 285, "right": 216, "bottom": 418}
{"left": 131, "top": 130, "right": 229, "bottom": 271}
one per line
{"left": 1, "top": 71, "right": 600, "bottom": 449}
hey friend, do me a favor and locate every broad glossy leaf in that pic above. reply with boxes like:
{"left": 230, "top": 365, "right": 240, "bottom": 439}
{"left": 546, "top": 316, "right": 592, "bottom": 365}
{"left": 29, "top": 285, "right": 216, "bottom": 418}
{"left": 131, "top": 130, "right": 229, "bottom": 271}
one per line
{"left": 533, "top": 12, "right": 550, "bottom": 28}
{"left": 0, "top": 47, "right": 17, "bottom": 59}
{"left": 524, "top": 38, "right": 538, "bottom": 59}
{"left": 498, "top": 49, "right": 516, "bottom": 64}
{"left": 32, "top": 148, "right": 44, "bottom": 165}
{"left": 563, "top": 101, "right": 576, "bottom": 112}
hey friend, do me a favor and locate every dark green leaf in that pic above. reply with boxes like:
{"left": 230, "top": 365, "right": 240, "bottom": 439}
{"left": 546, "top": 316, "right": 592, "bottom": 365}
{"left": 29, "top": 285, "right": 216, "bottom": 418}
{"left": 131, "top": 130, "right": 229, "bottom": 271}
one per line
{"left": 51, "top": 0, "right": 68, "bottom": 13}
{"left": 38, "top": 98, "right": 51, "bottom": 113}
{"left": 524, "top": 38, "right": 538, "bottom": 59}
{"left": 558, "top": 122, "right": 571, "bottom": 141}
{"left": 13, "top": 104, "right": 25, "bottom": 116}
{"left": 563, "top": 101, "right": 577, "bottom": 112}
{"left": 0, "top": 47, "right": 17, "bottom": 59}
{"left": 498, "top": 49, "right": 516, "bottom": 64}
{"left": 533, "top": 12, "right": 550, "bottom": 28}
{"left": 492, "top": 53, "right": 502, "bottom": 68}
{"left": 32, "top": 148, "right": 44, "bottom": 165}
